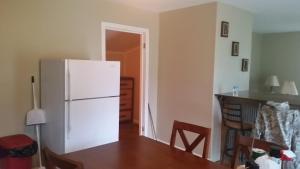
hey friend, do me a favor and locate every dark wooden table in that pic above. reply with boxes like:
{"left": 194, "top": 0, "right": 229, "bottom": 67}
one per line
{"left": 64, "top": 136, "right": 229, "bottom": 169}
{"left": 215, "top": 90, "right": 300, "bottom": 107}
{"left": 215, "top": 90, "right": 300, "bottom": 123}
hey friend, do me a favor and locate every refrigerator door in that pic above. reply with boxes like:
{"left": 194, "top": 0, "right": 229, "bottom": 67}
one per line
{"left": 65, "top": 60, "right": 120, "bottom": 100}
{"left": 65, "top": 97, "right": 119, "bottom": 153}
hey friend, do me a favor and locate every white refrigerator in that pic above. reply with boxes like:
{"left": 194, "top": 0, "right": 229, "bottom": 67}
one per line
{"left": 40, "top": 59, "right": 120, "bottom": 154}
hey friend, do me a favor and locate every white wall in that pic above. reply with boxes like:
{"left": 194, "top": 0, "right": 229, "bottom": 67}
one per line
{"left": 213, "top": 3, "right": 253, "bottom": 94}
{"left": 212, "top": 3, "right": 253, "bottom": 160}
{"left": 249, "top": 33, "right": 263, "bottom": 91}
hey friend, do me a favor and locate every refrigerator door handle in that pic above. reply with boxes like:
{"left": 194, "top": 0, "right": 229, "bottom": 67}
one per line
{"left": 67, "top": 61, "right": 72, "bottom": 139}
{"left": 67, "top": 101, "right": 71, "bottom": 139}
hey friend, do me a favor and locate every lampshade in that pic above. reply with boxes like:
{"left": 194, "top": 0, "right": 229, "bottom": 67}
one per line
{"left": 281, "top": 81, "right": 298, "bottom": 95}
{"left": 26, "top": 108, "right": 46, "bottom": 125}
{"left": 265, "top": 75, "right": 280, "bottom": 87}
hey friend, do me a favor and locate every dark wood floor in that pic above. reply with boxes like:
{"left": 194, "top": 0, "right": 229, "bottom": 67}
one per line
{"left": 119, "top": 123, "right": 139, "bottom": 140}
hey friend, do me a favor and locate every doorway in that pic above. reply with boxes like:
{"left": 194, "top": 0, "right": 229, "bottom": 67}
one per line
{"left": 101, "top": 22, "right": 150, "bottom": 139}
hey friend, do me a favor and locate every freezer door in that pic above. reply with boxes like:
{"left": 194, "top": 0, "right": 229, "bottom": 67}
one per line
{"left": 65, "top": 97, "right": 119, "bottom": 153}
{"left": 65, "top": 60, "right": 120, "bottom": 100}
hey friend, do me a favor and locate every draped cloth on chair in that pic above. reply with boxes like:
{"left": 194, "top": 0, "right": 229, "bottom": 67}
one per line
{"left": 254, "top": 101, "right": 300, "bottom": 169}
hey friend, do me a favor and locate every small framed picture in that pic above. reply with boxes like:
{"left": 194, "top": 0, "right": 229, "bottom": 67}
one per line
{"left": 221, "top": 21, "right": 229, "bottom": 37}
{"left": 241, "top": 59, "right": 249, "bottom": 72}
{"left": 232, "top": 41, "right": 239, "bottom": 56}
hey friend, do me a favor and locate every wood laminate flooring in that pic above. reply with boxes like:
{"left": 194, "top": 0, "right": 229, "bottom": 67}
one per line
{"left": 119, "top": 122, "right": 139, "bottom": 140}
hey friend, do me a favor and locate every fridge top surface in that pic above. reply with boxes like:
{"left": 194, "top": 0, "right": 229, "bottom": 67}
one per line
{"left": 42, "top": 58, "right": 120, "bottom": 63}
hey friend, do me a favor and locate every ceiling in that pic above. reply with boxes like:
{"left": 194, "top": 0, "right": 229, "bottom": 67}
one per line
{"left": 109, "top": 0, "right": 300, "bottom": 33}
{"left": 106, "top": 30, "right": 140, "bottom": 52}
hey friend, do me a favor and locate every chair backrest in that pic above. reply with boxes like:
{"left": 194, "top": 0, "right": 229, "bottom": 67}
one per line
{"left": 44, "top": 147, "right": 84, "bottom": 169}
{"left": 221, "top": 100, "right": 262, "bottom": 131}
{"left": 221, "top": 103, "right": 244, "bottom": 127}
{"left": 170, "top": 120, "right": 211, "bottom": 159}
{"left": 231, "top": 134, "right": 287, "bottom": 169}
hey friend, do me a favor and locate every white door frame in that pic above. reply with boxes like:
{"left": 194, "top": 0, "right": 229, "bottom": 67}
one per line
{"left": 101, "top": 22, "right": 150, "bottom": 137}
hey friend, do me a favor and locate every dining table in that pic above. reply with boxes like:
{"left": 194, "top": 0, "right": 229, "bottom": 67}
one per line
{"left": 64, "top": 136, "right": 230, "bottom": 169}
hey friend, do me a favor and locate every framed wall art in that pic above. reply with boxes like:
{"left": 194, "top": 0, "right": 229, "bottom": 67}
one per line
{"left": 221, "top": 21, "right": 229, "bottom": 37}
{"left": 241, "top": 58, "right": 249, "bottom": 72}
{"left": 232, "top": 41, "right": 239, "bottom": 56}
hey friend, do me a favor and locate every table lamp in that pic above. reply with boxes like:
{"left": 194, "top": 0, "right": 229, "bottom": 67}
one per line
{"left": 281, "top": 80, "right": 298, "bottom": 95}
{"left": 265, "top": 75, "right": 280, "bottom": 93}
{"left": 26, "top": 76, "right": 46, "bottom": 169}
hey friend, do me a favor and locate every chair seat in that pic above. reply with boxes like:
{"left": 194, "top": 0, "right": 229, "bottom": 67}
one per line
{"left": 224, "top": 121, "right": 254, "bottom": 130}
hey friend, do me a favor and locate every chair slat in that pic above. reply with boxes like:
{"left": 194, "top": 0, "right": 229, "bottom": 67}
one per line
{"left": 187, "top": 135, "right": 205, "bottom": 153}
{"left": 178, "top": 129, "right": 190, "bottom": 150}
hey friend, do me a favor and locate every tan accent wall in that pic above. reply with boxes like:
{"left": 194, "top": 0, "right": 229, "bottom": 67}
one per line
{"left": 0, "top": 0, "right": 159, "bottom": 137}
{"left": 158, "top": 2, "right": 217, "bottom": 157}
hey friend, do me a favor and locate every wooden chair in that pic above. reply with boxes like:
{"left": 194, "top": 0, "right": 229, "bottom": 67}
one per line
{"left": 44, "top": 147, "right": 84, "bottom": 169}
{"left": 231, "top": 134, "right": 287, "bottom": 169}
{"left": 170, "top": 120, "right": 211, "bottom": 159}
{"left": 221, "top": 103, "right": 255, "bottom": 162}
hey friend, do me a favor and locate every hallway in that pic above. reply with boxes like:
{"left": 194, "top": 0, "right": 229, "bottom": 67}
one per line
{"left": 119, "top": 123, "right": 139, "bottom": 140}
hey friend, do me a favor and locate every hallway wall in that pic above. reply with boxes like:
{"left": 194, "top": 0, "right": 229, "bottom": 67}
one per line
{"left": 107, "top": 46, "right": 141, "bottom": 124}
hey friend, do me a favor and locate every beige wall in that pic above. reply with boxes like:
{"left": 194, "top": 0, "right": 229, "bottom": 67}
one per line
{"left": 158, "top": 2, "right": 253, "bottom": 160}
{"left": 158, "top": 2, "right": 217, "bottom": 157}
{"left": 1, "top": 0, "right": 256, "bottom": 162}
{"left": 0, "top": 0, "right": 159, "bottom": 137}
{"left": 212, "top": 3, "right": 253, "bottom": 160}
